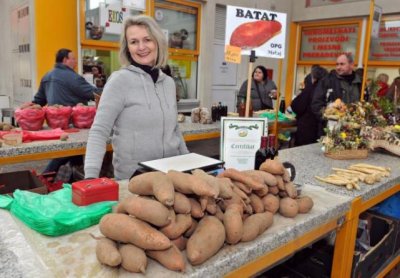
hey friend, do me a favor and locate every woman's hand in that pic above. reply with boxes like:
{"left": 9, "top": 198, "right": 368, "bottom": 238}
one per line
{"left": 269, "top": 89, "right": 278, "bottom": 99}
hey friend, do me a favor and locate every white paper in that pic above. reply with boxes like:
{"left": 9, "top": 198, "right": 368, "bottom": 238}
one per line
{"left": 139, "top": 153, "right": 223, "bottom": 173}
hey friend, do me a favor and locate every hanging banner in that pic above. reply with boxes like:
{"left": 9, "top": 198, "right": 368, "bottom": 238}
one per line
{"left": 99, "top": 3, "right": 129, "bottom": 35}
{"left": 225, "top": 5, "right": 287, "bottom": 59}
{"left": 220, "top": 117, "right": 268, "bottom": 170}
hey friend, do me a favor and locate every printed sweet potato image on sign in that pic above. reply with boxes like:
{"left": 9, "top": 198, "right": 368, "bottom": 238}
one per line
{"left": 230, "top": 20, "right": 282, "bottom": 50}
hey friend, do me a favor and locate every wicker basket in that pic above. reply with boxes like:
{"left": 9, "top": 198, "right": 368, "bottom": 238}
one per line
{"left": 324, "top": 149, "right": 368, "bottom": 160}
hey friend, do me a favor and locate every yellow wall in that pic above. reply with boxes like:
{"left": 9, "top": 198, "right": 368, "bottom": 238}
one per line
{"left": 34, "top": 0, "right": 78, "bottom": 89}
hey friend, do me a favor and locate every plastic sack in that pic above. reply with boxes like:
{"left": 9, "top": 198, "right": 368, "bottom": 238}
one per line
{"left": 370, "top": 192, "right": 400, "bottom": 219}
{"left": 0, "top": 128, "right": 66, "bottom": 143}
{"left": 0, "top": 184, "right": 116, "bottom": 236}
{"left": 15, "top": 108, "right": 45, "bottom": 131}
{"left": 258, "top": 111, "right": 293, "bottom": 122}
{"left": 71, "top": 105, "right": 96, "bottom": 128}
{"left": 45, "top": 106, "right": 72, "bottom": 129}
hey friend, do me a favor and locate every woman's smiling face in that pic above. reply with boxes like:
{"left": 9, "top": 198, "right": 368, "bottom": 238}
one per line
{"left": 126, "top": 25, "right": 157, "bottom": 66}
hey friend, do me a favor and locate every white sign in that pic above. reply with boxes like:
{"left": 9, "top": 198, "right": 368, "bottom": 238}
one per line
{"left": 371, "top": 4, "right": 382, "bottom": 39}
{"left": 100, "top": 3, "right": 129, "bottom": 35}
{"left": 225, "top": 5, "right": 287, "bottom": 58}
{"left": 220, "top": 117, "right": 268, "bottom": 170}
{"left": 123, "top": 0, "right": 146, "bottom": 11}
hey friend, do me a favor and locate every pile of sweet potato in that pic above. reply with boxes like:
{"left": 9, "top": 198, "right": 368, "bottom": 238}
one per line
{"left": 95, "top": 159, "right": 314, "bottom": 273}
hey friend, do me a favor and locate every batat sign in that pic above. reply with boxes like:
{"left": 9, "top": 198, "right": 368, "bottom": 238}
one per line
{"left": 235, "top": 8, "right": 278, "bottom": 21}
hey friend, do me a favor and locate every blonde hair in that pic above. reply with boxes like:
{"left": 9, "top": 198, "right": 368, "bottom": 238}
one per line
{"left": 119, "top": 15, "right": 168, "bottom": 68}
{"left": 377, "top": 73, "right": 389, "bottom": 83}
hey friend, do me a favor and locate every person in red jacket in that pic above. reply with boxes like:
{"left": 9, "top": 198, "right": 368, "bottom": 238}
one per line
{"left": 376, "top": 73, "right": 389, "bottom": 98}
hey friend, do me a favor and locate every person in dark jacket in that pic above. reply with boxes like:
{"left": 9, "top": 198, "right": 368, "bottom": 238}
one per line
{"left": 32, "top": 48, "right": 101, "bottom": 176}
{"left": 311, "top": 53, "right": 362, "bottom": 137}
{"left": 238, "top": 65, "right": 277, "bottom": 111}
{"left": 33, "top": 48, "right": 100, "bottom": 106}
{"left": 291, "top": 66, "right": 328, "bottom": 146}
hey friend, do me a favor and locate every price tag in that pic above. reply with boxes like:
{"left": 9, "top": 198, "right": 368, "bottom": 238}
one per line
{"left": 225, "top": 45, "right": 242, "bottom": 64}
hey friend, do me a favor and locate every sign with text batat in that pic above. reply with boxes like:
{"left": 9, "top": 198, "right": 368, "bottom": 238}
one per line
{"left": 224, "top": 5, "right": 287, "bottom": 59}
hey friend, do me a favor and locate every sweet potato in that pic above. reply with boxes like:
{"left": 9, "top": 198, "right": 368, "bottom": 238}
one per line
{"left": 241, "top": 212, "right": 274, "bottom": 242}
{"left": 232, "top": 186, "right": 251, "bottom": 204}
{"left": 171, "top": 236, "right": 188, "bottom": 251}
{"left": 249, "top": 193, "right": 264, "bottom": 213}
{"left": 268, "top": 185, "right": 279, "bottom": 195}
{"left": 219, "top": 168, "right": 264, "bottom": 190}
{"left": 245, "top": 170, "right": 278, "bottom": 187}
{"left": 214, "top": 205, "right": 224, "bottom": 221}
{"left": 186, "top": 216, "right": 226, "bottom": 265}
{"left": 206, "top": 197, "right": 217, "bottom": 215}
{"left": 260, "top": 159, "right": 285, "bottom": 175}
{"left": 184, "top": 218, "right": 198, "bottom": 237}
{"left": 232, "top": 180, "right": 252, "bottom": 194}
{"left": 215, "top": 177, "right": 234, "bottom": 199}
{"left": 167, "top": 170, "right": 218, "bottom": 197}
{"left": 284, "top": 182, "right": 298, "bottom": 198}
{"left": 160, "top": 213, "right": 193, "bottom": 240}
{"left": 120, "top": 196, "right": 171, "bottom": 227}
{"left": 223, "top": 204, "right": 244, "bottom": 244}
{"left": 173, "top": 192, "right": 191, "bottom": 214}
{"left": 119, "top": 243, "right": 147, "bottom": 273}
{"left": 199, "top": 196, "right": 208, "bottom": 211}
{"left": 128, "top": 172, "right": 175, "bottom": 206}
{"left": 192, "top": 169, "right": 220, "bottom": 197}
{"left": 296, "top": 196, "right": 314, "bottom": 213}
{"left": 188, "top": 198, "right": 204, "bottom": 218}
{"left": 95, "top": 237, "right": 121, "bottom": 267}
{"left": 262, "top": 194, "right": 280, "bottom": 214}
{"left": 279, "top": 197, "right": 299, "bottom": 218}
{"left": 220, "top": 191, "right": 246, "bottom": 212}
{"left": 282, "top": 168, "right": 291, "bottom": 182}
{"left": 99, "top": 213, "right": 171, "bottom": 250}
{"left": 147, "top": 244, "right": 185, "bottom": 272}
{"left": 275, "top": 175, "right": 285, "bottom": 191}
{"left": 254, "top": 186, "right": 269, "bottom": 197}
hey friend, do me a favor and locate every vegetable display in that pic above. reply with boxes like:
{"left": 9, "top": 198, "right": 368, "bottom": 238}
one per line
{"left": 95, "top": 158, "right": 314, "bottom": 273}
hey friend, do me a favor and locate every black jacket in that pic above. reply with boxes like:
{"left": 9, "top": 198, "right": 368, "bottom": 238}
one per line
{"left": 291, "top": 81, "right": 320, "bottom": 146}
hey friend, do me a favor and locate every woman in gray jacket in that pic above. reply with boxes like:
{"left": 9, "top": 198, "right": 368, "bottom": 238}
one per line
{"left": 84, "top": 15, "right": 189, "bottom": 180}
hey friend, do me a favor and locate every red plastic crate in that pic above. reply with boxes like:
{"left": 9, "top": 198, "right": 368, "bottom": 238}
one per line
{"left": 72, "top": 178, "right": 118, "bottom": 206}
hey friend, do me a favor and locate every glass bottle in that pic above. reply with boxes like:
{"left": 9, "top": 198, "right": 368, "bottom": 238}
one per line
{"left": 254, "top": 135, "right": 268, "bottom": 170}
{"left": 279, "top": 98, "right": 286, "bottom": 113}
{"left": 268, "top": 134, "right": 278, "bottom": 159}
{"left": 238, "top": 98, "right": 253, "bottom": 117}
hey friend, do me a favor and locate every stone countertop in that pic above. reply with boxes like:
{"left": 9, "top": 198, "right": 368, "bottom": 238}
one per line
{"left": 278, "top": 143, "right": 400, "bottom": 202}
{"left": 0, "top": 180, "right": 351, "bottom": 278}
{"left": 0, "top": 118, "right": 220, "bottom": 158}
{"left": 0, "top": 117, "right": 295, "bottom": 159}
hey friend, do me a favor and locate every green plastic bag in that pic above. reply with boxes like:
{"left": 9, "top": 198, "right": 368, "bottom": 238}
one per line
{"left": 0, "top": 184, "right": 116, "bottom": 236}
{"left": 258, "top": 111, "right": 293, "bottom": 122}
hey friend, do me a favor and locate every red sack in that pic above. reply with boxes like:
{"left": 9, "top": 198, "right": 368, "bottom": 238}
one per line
{"left": 15, "top": 108, "right": 45, "bottom": 131}
{"left": 45, "top": 106, "right": 72, "bottom": 129}
{"left": 22, "top": 128, "right": 66, "bottom": 142}
{"left": 71, "top": 105, "right": 96, "bottom": 129}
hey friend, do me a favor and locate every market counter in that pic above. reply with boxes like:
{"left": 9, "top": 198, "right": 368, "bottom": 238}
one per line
{"left": 0, "top": 181, "right": 351, "bottom": 278}
{"left": 2, "top": 144, "right": 400, "bottom": 277}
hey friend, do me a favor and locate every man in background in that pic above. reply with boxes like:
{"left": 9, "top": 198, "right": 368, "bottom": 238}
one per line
{"left": 33, "top": 48, "right": 100, "bottom": 106}
{"left": 311, "top": 53, "right": 362, "bottom": 137}
{"left": 32, "top": 48, "right": 101, "bottom": 177}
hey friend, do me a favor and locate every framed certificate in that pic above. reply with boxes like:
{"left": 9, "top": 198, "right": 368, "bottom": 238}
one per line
{"left": 220, "top": 117, "right": 268, "bottom": 170}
